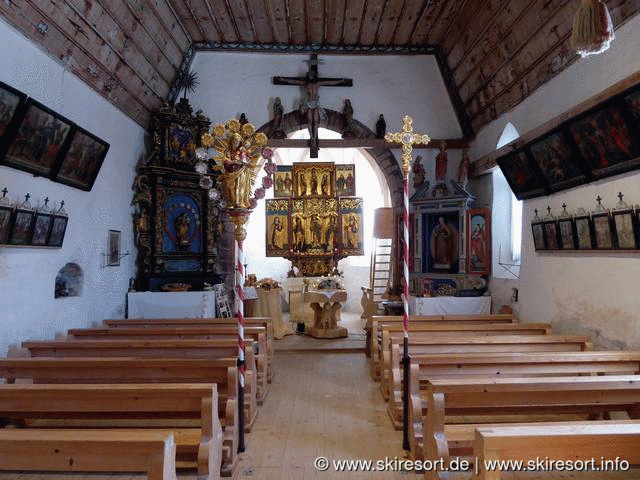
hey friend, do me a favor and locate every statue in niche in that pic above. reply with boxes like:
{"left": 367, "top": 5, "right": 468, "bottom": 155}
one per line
{"left": 431, "top": 216, "right": 456, "bottom": 269}
{"left": 270, "top": 97, "right": 286, "bottom": 139}
{"left": 435, "top": 141, "right": 448, "bottom": 183}
{"left": 342, "top": 99, "right": 356, "bottom": 138}
{"left": 293, "top": 215, "right": 305, "bottom": 251}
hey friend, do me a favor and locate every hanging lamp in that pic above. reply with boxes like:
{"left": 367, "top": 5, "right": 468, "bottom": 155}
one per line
{"left": 571, "top": 0, "right": 615, "bottom": 57}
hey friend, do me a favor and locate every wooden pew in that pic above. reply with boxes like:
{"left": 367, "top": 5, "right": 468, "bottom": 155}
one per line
{"left": 62, "top": 329, "right": 269, "bottom": 404}
{"left": 423, "top": 375, "right": 640, "bottom": 480}
{"left": 0, "top": 429, "right": 177, "bottom": 480}
{"left": 382, "top": 333, "right": 591, "bottom": 402}
{"left": 0, "top": 357, "right": 239, "bottom": 475}
{"left": 0, "top": 383, "right": 223, "bottom": 480}
{"left": 102, "top": 317, "right": 275, "bottom": 381}
{"left": 474, "top": 420, "right": 640, "bottom": 480}
{"left": 19, "top": 338, "right": 259, "bottom": 428}
{"left": 408, "top": 351, "right": 640, "bottom": 462}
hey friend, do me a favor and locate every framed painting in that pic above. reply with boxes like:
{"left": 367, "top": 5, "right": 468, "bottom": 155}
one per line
{"left": 0, "top": 204, "right": 13, "bottom": 244}
{"left": 529, "top": 129, "right": 586, "bottom": 192}
{"left": 574, "top": 214, "right": 595, "bottom": 250}
{"left": 30, "top": 211, "right": 54, "bottom": 246}
{"left": 107, "top": 229, "right": 121, "bottom": 266}
{"left": 424, "top": 212, "right": 460, "bottom": 273}
{"left": 0, "top": 80, "right": 27, "bottom": 151}
{"left": 291, "top": 197, "right": 339, "bottom": 255}
{"left": 557, "top": 217, "right": 576, "bottom": 250}
{"left": 336, "top": 164, "right": 355, "bottom": 196}
{"left": 8, "top": 207, "right": 35, "bottom": 245}
{"left": 273, "top": 165, "right": 293, "bottom": 197}
{"left": 2, "top": 98, "right": 73, "bottom": 177}
{"left": 292, "top": 162, "right": 334, "bottom": 197}
{"left": 567, "top": 101, "right": 640, "bottom": 179}
{"left": 47, "top": 215, "right": 68, "bottom": 248}
{"left": 497, "top": 148, "right": 547, "bottom": 200}
{"left": 466, "top": 209, "right": 490, "bottom": 274}
{"left": 531, "top": 221, "right": 546, "bottom": 251}
{"left": 542, "top": 219, "right": 560, "bottom": 251}
{"left": 612, "top": 209, "right": 638, "bottom": 249}
{"left": 339, "top": 197, "right": 364, "bottom": 256}
{"left": 265, "top": 198, "right": 290, "bottom": 256}
{"left": 53, "top": 126, "right": 109, "bottom": 191}
{"left": 592, "top": 212, "right": 614, "bottom": 249}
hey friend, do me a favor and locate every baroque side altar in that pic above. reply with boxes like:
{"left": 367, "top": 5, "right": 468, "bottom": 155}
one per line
{"left": 265, "top": 162, "right": 363, "bottom": 276}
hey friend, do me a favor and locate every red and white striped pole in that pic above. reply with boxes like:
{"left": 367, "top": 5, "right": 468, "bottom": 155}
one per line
{"left": 385, "top": 116, "right": 430, "bottom": 452}
{"left": 235, "top": 235, "right": 246, "bottom": 452}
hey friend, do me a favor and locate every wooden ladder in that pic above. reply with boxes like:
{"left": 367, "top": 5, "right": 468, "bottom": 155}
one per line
{"left": 369, "top": 238, "right": 393, "bottom": 312}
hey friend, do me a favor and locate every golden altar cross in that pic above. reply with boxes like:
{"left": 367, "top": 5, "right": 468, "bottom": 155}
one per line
{"left": 385, "top": 116, "right": 430, "bottom": 178}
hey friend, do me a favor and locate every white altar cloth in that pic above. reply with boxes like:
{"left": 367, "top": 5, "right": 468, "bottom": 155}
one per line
{"left": 410, "top": 295, "right": 491, "bottom": 316}
{"left": 127, "top": 291, "right": 216, "bottom": 319}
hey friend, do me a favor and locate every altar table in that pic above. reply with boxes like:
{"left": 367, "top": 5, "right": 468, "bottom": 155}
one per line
{"left": 127, "top": 291, "right": 216, "bottom": 319}
{"left": 409, "top": 295, "right": 491, "bottom": 316}
{"left": 303, "top": 289, "right": 348, "bottom": 339}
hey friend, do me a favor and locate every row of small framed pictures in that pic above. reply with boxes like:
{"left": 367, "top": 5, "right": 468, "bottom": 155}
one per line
{"left": 0, "top": 193, "right": 68, "bottom": 248}
{"left": 532, "top": 207, "right": 640, "bottom": 251}
{"left": 498, "top": 81, "right": 640, "bottom": 200}
{"left": 0, "top": 80, "right": 109, "bottom": 191}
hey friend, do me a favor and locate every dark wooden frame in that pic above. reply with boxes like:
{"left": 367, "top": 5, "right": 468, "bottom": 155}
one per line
{"left": 541, "top": 219, "right": 561, "bottom": 251}
{"left": 611, "top": 208, "right": 639, "bottom": 250}
{"left": 53, "top": 125, "right": 109, "bottom": 191}
{"left": 8, "top": 207, "right": 35, "bottom": 245}
{"left": 557, "top": 217, "right": 577, "bottom": 250}
{"left": 107, "top": 229, "right": 121, "bottom": 266}
{"left": 591, "top": 212, "right": 615, "bottom": 249}
{"left": 265, "top": 198, "right": 291, "bottom": 256}
{"left": 30, "top": 211, "right": 54, "bottom": 246}
{"left": 574, "top": 214, "right": 595, "bottom": 250}
{"left": 0, "top": 80, "right": 27, "bottom": 154}
{"left": 531, "top": 220, "right": 546, "bottom": 251}
{"left": 47, "top": 215, "right": 68, "bottom": 248}
{"left": 0, "top": 204, "right": 13, "bottom": 244}
{"left": 496, "top": 148, "right": 547, "bottom": 200}
{"left": 466, "top": 208, "right": 491, "bottom": 275}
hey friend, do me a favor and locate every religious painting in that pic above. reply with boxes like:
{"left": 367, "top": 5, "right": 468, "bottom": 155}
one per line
{"left": 162, "top": 192, "right": 202, "bottom": 255}
{"left": 47, "top": 215, "right": 68, "bottom": 247}
{"left": 291, "top": 197, "right": 339, "bottom": 255}
{"left": 265, "top": 198, "right": 290, "bottom": 256}
{"left": 424, "top": 212, "right": 459, "bottom": 273}
{"left": 55, "top": 262, "right": 82, "bottom": 298}
{"left": 623, "top": 87, "right": 640, "bottom": 124}
{"left": 497, "top": 148, "right": 547, "bottom": 200}
{"left": 574, "top": 214, "right": 594, "bottom": 250}
{"left": 339, "top": 197, "right": 364, "bottom": 256}
{"left": 0, "top": 80, "right": 27, "bottom": 149}
{"left": 568, "top": 101, "right": 640, "bottom": 179}
{"left": 107, "top": 229, "right": 121, "bottom": 266}
{"left": 0, "top": 205, "right": 12, "bottom": 244}
{"left": 531, "top": 221, "right": 546, "bottom": 251}
{"left": 529, "top": 130, "right": 586, "bottom": 192}
{"left": 542, "top": 220, "right": 560, "bottom": 251}
{"left": 292, "top": 162, "right": 334, "bottom": 197}
{"left": 54, "top": 126, "right": 109, "bottom": 191}
{"left": 8, "top": 207, "right": 34, "bottom": 245}
{"left": 336, "top": 164, "right": 355, "bottom": 196}
{"left": 2, "top": 98, "right": 73, "bottom": 178}
{"left": 612, "top": 210, "right": 638, "bottom": 249}
{"left": 592, "top": 212, "right": 614, "bottom": 249}
{"left": 30, "top": 211, "right": 54, "bottom": 246}
{"left": 558, "top": 218, "right": 576, "bottom": 250}
{"left": 273, "top": 165, "right": 293, "bottom": 197}
{"left": 466, "top": 209, "right": 490, "bottom": 274}
{"left": 168, "top": 124, "right": 197, "bottom": 166}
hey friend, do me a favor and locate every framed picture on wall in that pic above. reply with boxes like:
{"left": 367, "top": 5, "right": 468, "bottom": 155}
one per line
{"left": 47, "top": 215, "right": 68, "bottom": 248}
{"left": 529, "top": 129, "right": 587, "bottom": 192}
{"left": 574, "top": 213, "right": 595, "bottom": 250}
{"left": 8, "top": 207, "right": 35, "bottom": 245}
{"left": 496, "top": 148, "right": 547, "bottom": 200}
{"left": 612, "top": 209, "right": 638, "bottom": 249}
{"left": 466, "top": 209, "right": 491, "bottom": 274}
{"left": 30, "top": 211, "right": 54, "bottom": 246}
{"left": 107, "top": 229, "right": 121, "bottom": 266}
{"left": 592, "top": 212, "right": 615, "bottom": 249}
{"left": 0, "top": 204, "right": 13, "bottom": 244}
{"left": 0, "top": 81, "right": 27, "bottom": 153}
{"left": 557, "top": 217, "right": 576, "bottom": 250}
{"left": 53, "top": 126, "right": 109, "bottom": 191}
{"left": 2, "top": 98, "right": 74, "bottom": 178}
{"left": 542, "top": 219, "right": 560, "bottom": 250}
{"left": 531, "top": 221, "right": 547, "bottom": 251}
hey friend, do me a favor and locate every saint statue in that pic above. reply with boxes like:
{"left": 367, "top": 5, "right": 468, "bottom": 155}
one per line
{"left": 220, "top": 132, "right": 253, "bottom": 209}
{"left": 271, "top": 216, "right": 285, "bottom": 249}
{"left": 431, "top": 216, "right": 456, "bottom": 269}
{"left": 435, "top": 142, "right": 448, "bottom": 183}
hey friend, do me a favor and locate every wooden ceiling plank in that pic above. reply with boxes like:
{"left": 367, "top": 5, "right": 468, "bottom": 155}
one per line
{"left": 205, "top": 0, "right": 241, "bottom": 42}
{"left": 176, "top": 0, "right": 208, "bottom": 42}
{"left": 456, "top": 0, "right": 571, "bottom": 102}
{"left": 358, "top": 0, "right": 385, "bottom": 45}
{"left": 375, "top": 0, "right": 406, "bottom": 45}
{"left": 408, "top": 0, "right": 444, "bottom": 44}
{"left": 226, "top": 0, "right": 257, "bottom": 42}
{"left": 342, "top": 0, "right": 367, "bottom": 45}
{"left": 425, "top": 0, "right": 468, "bottom": 45}
{"left": 69, "top": 0, "right": 175, "bottom": 89}
{"left": 27, "top": 0, "right": 168, "bottom": 106}
{"left": 0, "top": 1, "right": 152, "bottom": 126}
{"left": 392, "top": 0, "right": 429, "bottom": 45}
{"left": 286, "top": 0, "right": 307, "bottom": 44}
{"left": 263, "top": 0, "right": 289, "bottom": 43}
{"left": 188, "top": 0, "right": 224, "bottom": 43}
{"left": 306, "top": 0, "right": 325, "bottom": 45}
{"left": 148, "top": 0, "right": 191, "bottom": 48}
{"left": 244, "top": 0, "right": 275, "bottom": 43}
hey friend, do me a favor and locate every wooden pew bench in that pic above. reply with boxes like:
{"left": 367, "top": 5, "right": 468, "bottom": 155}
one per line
{"left": 0, "top": 357, "right": 239, "bottom": 476}
{"left": 102, "top": 317, "right": 275, "bottom": 382}
{"left": 474, "top": 420, "right": 640, "bottom": 480}
{"left": 382, "top": 332, "right": 591, "bottom": 402}
{"left": 19, "top": 338, "right": 260, "bottom": 428}
{"left": 407, "top": 351, "right": 640, "bottom": 462}
{"left": 67, "top": 325, "right": 270, "bottom": 403}
{"left": 371, "top": 322, "right": 551, "bottom": 381}
{"left": 423, "top": 375, "right": 640, "bottom": 480}
{"left": 0, "top": 429, "right": 177, "bottom": 480}
{"left": 0, "top": 383, "right": 222, "bottom": 480}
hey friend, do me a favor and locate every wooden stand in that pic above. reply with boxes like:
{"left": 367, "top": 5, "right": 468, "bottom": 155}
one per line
{"left": 303, "top": 290, "right": 348, "bottom": 339}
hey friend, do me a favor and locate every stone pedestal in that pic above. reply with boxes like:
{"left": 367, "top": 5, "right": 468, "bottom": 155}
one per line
{"left": 303, "top": 289, "right": 348, "bottom": 339}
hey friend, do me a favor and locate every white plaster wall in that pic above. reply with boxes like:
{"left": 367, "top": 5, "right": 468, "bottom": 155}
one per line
{"left": 0, "top": 18, "right": 144, "bottom": 355}
{"left": 470, "top": 13, "right": 640, "bottom": 348}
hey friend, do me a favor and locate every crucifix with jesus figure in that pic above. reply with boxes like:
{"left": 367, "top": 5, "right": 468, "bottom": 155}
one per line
{"left": 273, "top": 54, "right": 352, "bottom": 158}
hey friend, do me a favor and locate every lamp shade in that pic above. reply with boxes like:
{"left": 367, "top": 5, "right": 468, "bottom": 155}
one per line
{"left": 373, "top": 207, "right": 394, "bottom": 239}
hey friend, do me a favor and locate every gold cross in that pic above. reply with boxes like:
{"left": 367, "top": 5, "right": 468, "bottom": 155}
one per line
{"left": 385, "top": 116, "right": 430, "bottom": 178}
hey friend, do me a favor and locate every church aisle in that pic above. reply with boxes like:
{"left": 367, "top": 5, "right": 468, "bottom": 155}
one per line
{"left": 232, "top": 351, "right": 420, "bottom": 479}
